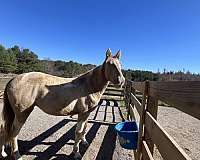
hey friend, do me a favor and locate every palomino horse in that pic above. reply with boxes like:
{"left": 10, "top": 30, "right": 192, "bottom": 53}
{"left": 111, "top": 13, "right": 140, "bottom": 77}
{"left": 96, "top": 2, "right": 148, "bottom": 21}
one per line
{"left": 0, "top": 49, "right": 125, "bottom": 159}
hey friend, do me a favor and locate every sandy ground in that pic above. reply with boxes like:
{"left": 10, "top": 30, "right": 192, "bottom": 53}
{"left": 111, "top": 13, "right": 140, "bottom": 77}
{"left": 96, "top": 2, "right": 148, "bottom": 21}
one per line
{"left": 155, "top": 106, "right": 200, "bottom": 160}
{"left": 0, "top": 100, "right": 200, "bottom": 160}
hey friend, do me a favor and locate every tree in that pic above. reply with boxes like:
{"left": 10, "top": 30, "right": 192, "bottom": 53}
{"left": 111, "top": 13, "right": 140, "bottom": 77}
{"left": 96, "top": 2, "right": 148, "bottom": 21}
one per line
{"left": 0, "top": 45, "right": 17, "bottom": 73}
{"left": 15, "top": 48, "right": 44, "bottom": 73}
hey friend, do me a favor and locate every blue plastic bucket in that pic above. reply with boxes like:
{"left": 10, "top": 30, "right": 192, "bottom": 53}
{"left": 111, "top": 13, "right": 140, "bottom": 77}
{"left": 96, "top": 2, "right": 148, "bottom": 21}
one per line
{"left": 115, "top": 121, "right": 139, "bottom": 150}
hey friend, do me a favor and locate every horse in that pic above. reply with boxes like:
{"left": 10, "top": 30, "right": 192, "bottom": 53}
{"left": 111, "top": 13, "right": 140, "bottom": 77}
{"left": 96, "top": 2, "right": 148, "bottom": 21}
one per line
{"left": 0, "top": 49, "right": 125, "bottom": 160}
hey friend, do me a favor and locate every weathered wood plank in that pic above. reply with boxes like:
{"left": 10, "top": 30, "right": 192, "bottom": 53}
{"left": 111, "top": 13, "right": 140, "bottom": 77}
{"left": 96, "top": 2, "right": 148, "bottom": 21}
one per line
{"left": 103, "top": 92, "right": 123, "bottom": 97}
{"left": 108, "top": 84, "right": 125, "bottom": 88}
{"left": 126, "top": 80, "right": 145, "bottom": 93}
{"left": 106, "top": 87, "right": 124, "bottom": 92}
{"left": 142, "top": 141, "right": 154, "bottom": 160}
{"left": 144, "top": 96, "right": 158, "bottom": 155}
{"left": 129, "top": 104, "right": 135, "bottom": 120}
{"left": 136, "top": 81, "right": 148, "bottom": 160}
{"left": 149, "top": 81, "right": 200, "bottom": 120}
{"left": 124, "top": 80, "right": 132, "bottom": 120}
{"left": 145, "top": 112, "right": 191, "bottom": 160}
{"left": 130, "top": 93, "right": 142, "bottom": 117}
{"left": 0, "top": 91, "right": 4, "bottom": 99}
{"left": 101, "top": 96, "right": 124, "bottom": 101}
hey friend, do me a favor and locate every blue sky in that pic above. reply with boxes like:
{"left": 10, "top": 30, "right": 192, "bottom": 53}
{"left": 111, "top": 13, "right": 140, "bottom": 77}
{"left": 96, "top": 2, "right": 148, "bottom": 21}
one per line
{"left": 0, "top": 0, "right": 200, "bottom": 73}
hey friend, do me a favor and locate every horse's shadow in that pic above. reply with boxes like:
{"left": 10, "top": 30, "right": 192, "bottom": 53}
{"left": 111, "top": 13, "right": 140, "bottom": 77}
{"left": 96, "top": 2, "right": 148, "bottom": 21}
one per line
{"left": 4, "top": 100, "right": 120, "bottom": 160}
{"left": 15, "top": 117, "right": 116, "bottom": 160}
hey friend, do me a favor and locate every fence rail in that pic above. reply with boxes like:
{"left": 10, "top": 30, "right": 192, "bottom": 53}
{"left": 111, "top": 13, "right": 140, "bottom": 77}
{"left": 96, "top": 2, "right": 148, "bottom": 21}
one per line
{"left": 0, "top": 91, "right": 3, "bottom": 99}
{"left": 124, "top": 79, "right": 196, "bottom": 160}
{"left": 102, "top": 84, "right": 124, "bottom": 101}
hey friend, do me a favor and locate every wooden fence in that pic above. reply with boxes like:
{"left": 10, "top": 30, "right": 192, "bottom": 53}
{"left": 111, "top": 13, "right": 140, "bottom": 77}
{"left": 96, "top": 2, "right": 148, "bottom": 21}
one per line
{"left": 0, "top": 78, "right": 11, "bottom": 99}
{"left": 124, "top": 79, "right": 200, "bottom": 160}
{"left": 101, "top": 84, "right": 124, "bottom": 101}
{"left": 0, "top": 77, "right": 198, "bottom": 160}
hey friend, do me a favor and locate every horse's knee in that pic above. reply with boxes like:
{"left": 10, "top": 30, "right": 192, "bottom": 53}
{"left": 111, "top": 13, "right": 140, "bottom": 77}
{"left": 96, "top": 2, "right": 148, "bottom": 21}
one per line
{"left": 76, "top": 120, "right": 86, "bottom": 134}
{"left": 10, "top": 136, "right": 18, "bottom": 151}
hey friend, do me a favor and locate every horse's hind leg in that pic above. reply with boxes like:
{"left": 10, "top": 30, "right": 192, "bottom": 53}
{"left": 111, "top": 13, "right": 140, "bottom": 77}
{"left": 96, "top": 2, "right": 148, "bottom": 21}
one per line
{"left": 10, "top": 107, "right": 34, "bottom": 160}
{"left": 9, "top": 118, "right": 24, "bottom": 160}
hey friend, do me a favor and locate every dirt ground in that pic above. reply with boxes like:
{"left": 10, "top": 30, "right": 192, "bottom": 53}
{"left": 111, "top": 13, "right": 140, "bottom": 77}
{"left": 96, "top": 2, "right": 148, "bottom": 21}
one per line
{"left": 0, "top": 100, "right": 134, "bottom": 160}
{"left": 155, "top": 106, "right": 200, "bottom": 160}
{"left": 0, "top": 101, "right": 200, "bottom": 160}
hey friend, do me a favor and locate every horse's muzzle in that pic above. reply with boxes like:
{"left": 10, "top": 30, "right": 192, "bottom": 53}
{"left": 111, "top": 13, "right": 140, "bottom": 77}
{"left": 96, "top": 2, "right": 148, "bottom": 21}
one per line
{"left": 115, "top": 76, "right": 125, "bottom": 88}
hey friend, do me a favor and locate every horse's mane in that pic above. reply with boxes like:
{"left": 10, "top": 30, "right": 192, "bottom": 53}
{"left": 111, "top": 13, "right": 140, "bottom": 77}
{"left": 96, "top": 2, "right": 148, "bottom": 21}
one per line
{"left": 71, "top": 64, "right": 105, "bottom": 87}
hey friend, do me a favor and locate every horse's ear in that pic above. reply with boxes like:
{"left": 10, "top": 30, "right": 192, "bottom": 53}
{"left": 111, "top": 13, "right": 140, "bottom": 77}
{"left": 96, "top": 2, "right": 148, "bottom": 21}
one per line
{"left": 114, "top": 50, "right": 121, "bottom": 59}
{"left": 106, "top": 48, "right": 112, "bottom": 59}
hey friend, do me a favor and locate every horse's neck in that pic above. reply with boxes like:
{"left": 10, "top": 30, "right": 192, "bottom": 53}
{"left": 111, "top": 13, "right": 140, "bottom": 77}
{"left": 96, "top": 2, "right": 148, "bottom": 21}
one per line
{"left": 85, "top": 65, "right": 108, "bottom": 104}
{"left": 87, "top": 65, "right": 109, "bottom": 93}
{"left": 69, "top": 65, "right": 108, "bottom": 101}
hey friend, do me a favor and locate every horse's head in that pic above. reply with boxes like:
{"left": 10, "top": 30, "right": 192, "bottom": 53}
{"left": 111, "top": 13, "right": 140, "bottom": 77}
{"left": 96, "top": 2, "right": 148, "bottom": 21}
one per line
{"left": 103, "top": 49, "right": 125, "bottom": 87}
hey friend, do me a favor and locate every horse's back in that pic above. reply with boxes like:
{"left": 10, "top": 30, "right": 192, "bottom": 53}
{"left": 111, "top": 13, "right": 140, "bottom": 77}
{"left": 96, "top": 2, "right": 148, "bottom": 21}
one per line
{"left": 6, "top": 72, "right": 74, "bottom": 113}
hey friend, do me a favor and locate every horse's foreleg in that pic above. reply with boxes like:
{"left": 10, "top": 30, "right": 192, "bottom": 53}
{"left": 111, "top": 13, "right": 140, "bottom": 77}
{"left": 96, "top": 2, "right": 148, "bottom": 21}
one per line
{"left": 10, "top": 136, "right": 22, "bottom": 160}
{"left": 73, "top": 120, "right": 86, "bottom": 159}
{"left": 73, "top": 113, "right": 89, "bottom": 159}
{"left": 0, "top": 145, "right": 7, "bottom": 158}
{"left": 80, "top": 121, "right": 89, "bottom": 147}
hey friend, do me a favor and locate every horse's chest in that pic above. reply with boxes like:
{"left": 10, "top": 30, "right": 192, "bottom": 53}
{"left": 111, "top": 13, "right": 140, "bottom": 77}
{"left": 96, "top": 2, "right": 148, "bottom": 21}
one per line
{"left": 85, "top": 94, "right": 101, "bottom": 111}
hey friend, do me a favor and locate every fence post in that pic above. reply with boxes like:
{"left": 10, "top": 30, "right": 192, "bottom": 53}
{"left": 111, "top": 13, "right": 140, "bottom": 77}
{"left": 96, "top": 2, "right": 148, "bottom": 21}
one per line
{"left": 136, "top": 81, "right": 149, "bottom": 160}
{"left": 130, "top": 84, "right": 136, "bottom": 121}
{"left": 140, "top": 81, "right": 158, "bottom": 159}
{"left": 125, "top": 80, "right": 131, "bottom": 120}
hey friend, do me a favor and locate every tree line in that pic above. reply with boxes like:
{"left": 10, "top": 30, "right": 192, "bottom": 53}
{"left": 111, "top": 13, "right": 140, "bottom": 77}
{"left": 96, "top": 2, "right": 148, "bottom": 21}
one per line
{"left": 0, "top": 44, "right": 95, "bottom": 77}
{"left": 0, "top": 44, "right": 200, "bottom": 81}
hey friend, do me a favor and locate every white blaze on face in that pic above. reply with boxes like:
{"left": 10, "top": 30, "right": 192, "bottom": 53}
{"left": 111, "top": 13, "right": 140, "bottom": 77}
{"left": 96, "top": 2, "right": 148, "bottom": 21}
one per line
{"left": 114, "top": 59, "right": 122, "bottom": 71}
{"left": 113, "top": 58, "right": 125, "bottom": 86}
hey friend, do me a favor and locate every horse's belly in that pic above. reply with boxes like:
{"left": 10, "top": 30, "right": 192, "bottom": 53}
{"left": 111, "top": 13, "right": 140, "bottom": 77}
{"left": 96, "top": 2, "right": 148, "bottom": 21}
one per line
{"left": 37, "top": 99, "right": 78, "bottom": 116}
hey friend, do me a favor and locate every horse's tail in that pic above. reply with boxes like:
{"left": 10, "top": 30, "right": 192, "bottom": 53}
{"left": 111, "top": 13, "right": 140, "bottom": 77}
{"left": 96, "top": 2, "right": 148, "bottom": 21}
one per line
{"left": 1, "top": 78, "right": 15, "bottom": 144}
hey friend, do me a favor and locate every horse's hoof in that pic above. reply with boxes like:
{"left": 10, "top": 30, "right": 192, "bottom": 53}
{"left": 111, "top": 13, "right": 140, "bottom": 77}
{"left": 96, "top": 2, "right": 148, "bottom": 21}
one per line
{"left": 1, "top": 150, "right": 7, "bottom": 158}
{"left": 74, "top": 152, "right": 82, "bottom": 160}
{"left": 81, "top": 140, "right": 89, "bottom": 147}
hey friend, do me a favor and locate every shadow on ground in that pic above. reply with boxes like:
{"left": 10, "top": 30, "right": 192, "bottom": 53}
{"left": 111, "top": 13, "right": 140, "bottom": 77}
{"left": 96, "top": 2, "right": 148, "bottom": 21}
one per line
{"left": 4, "top": 100, "right": 122, "bottom": 160}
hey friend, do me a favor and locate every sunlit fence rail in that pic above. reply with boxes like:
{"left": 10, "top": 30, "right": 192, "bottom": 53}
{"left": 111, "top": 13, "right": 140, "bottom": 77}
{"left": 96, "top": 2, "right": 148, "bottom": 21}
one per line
{"left": 124, "top": 79, "right": 199, "bottom": 160}
{"left": 101, "top": 84, "right": 124, "bottom": 102}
